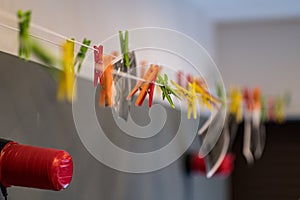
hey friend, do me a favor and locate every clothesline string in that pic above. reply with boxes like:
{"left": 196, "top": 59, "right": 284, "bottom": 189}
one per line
{"left": 0, "top": 9, "right": 101, "bottom": 53}
{"left": 0, "top": 18, "right": 220, "bottom": 101}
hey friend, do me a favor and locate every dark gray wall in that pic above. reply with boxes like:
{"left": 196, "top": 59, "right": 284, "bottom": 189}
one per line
{"left": 0, "top": 52, "right": 228, "bottom": 200}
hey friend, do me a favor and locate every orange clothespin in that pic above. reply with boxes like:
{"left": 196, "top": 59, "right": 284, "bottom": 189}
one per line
{"left": 94, "top": 45, "right": 103, "bottom": 87}
{"left": 252, "top": 87, "right": 261, "bottom": 110}
{"left": 98, "top": 55, "right": 113, "bottom": 107}
{"left": 127, "top": 64, "right": 160, "bottom": 107}
{"left": 57, "top": 39, "right": 75, "bottom": 102}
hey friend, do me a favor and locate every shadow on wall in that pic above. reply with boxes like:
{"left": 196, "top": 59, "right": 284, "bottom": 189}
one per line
{"left": 0, "top": 52, "right": 229, "bottom": 200}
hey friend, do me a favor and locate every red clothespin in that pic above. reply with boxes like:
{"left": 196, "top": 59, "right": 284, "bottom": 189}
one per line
{"left": 127, "top": 64, "right": 160, "bottom": 107}
{"left": 186, "top": 74, "right": 193, "bottom": 89}
{"left": 243, "top": 87, "right": 253, "bottom": 111}
{"left": 177, "top": 70, "right": 184, "bottom": 87}
{"left": 94, "top": 45, "right": 103, "bottom": 87}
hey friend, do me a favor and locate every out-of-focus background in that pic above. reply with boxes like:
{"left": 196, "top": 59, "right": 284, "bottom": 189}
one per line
{"left": 0, "top": 0, "right": 300, "bottom": 200}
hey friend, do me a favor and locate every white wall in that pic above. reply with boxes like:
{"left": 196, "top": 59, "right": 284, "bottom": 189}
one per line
{"left": 215, "top": 19, "right": 300, "bottom": 117}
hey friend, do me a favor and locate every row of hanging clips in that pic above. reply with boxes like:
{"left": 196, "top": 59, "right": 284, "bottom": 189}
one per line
{"left": 11, "top": 10, "right": 222, "bottom": 121}
{"left": 1, "top": 10, "right": 290, "bottom": 178}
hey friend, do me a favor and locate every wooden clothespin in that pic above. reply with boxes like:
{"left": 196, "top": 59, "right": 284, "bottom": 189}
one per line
{"left": 127, "top": 64, "right": 160, "bottom": 107}
{"left": 17, "top": 10, "right": 31, "bottom": 60}
{"left": 57, "top": 39, "right": 75, "bottom": 102}
{"left": 75, "top": 38, "right": 91, "bottom": 72}
{"left": 93, "top": 45, "right": 103, "bottom": 87}
{"left": 119, "top": 30, "right": 130, "bottom": 68}
{"left": 171, "top": 80, "right": 197, "bottom": 119}
{"left": 156, "top": 74, "right": 181, "bottom": 108}
{"left": 98, "top": 55, "right": 113, "bottom": 107}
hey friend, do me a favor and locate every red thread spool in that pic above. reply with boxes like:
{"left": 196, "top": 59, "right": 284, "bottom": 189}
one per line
{"left": 0, "top": 141, "right": 73, "bottom": 191}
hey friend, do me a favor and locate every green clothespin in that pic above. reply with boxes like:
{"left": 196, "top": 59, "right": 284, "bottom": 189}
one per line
{"left": 75, "top": 38, "right": 91, "bottom": 72}
{"left": 216, "top": 82, "right": 225, "bottom": 107}
{"left": 260, "top": 96, "right": 267, "bottom": 122}
{"left": 17, "top": 10, "right": 31, "bottom": 60}
{"left": 119, "top": 30, "right": 130, "bottom": 68}
{"left": 31, "top": 41, "right": 57, "bottom": 67}
{"left": 156, "top": 73, "right": 181, "bottom": 108}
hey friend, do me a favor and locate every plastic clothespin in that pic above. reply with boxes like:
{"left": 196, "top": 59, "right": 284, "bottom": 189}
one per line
{"left": 243, "top": 87, "right": 253, "bottom": 112}
{"left": 274, "top": 96, "right": 284, "bottom": 123}
{"left": 94, "top": 45, "right": 103, "bottom": 87}
{"left": 260, "top": 96, "right": 267, "bottom": 122}
{"left": 252, "top": 87, "right": 261, "bottom": 110}
{"left": 17, "top": 10, "right": 31, "bottom": 60}
{"left": 127, "top": 64, "right": 160, "bottom": 107}
{"left": 229, "top": 86, "right": 243, "bottom": 123}
{"left": 156, "top": 74, "right": 181, "bottom": 108}
{"left": 216, "top": 82, "right": 226, "bottom": 109}
{"left": 99, "top": 55, "right": 113, "bottom": 107}
{"left": 171, "top": 80, "right": 197, "bottom": 119}
{"left": 119, "top": 30, "right": 130, "bottom": 68}
{"left": 177, "top": 70, "right": 184, "bottom": 87}
{"left": 267, "top": 97, "right": 275, "bottom": 121}
{"left": 188, "top": 82, "right": 197, "bottom": 119}
{"left": 194, "top": 81, "right": 220, "bottom": 111}
{"left": 186, "top": 74, "right": 193, "bottom": 89}
{"left": 75, "top": 38, "right": 91, "bottom": 72}
{"left": 57, "top": 39, "right": 75, "bottom": 102}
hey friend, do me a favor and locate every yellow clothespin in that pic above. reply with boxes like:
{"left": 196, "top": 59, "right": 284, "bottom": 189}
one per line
{"left": 275, "top": 97, "right": 284, "bottom": 123}
{"left": 57, "top": 39, "right": 75, "bottom": 102}
{"left": 171, "top": 80, "right": 197, "bottom": 119}
{"left": 229, "top": 86, "right": 243, "bottom": 122}
{"left": 194, "top": 81, "right": 219, "bottom": 111}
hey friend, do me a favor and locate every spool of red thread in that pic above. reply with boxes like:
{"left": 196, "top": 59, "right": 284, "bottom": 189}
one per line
{"left": 0, "top": 139, "right": 73, "bottom": 191}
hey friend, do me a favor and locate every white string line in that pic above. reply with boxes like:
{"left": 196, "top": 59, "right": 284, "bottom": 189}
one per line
{"left": 0, "top": 9, "right": 118, "bottom": 57}
{"left": 0, "top": 12, "right": 221, "bottom": 105}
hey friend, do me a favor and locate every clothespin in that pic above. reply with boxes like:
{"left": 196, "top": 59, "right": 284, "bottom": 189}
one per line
{"left": 156, "top": 73, "right": 181, "bottom": 108}
{"left": 216, "top": 82, "right": 226, "bottom": 109}
{"left": 17, "top": 10, "right": 31, "bottom": 60}
{"left": 171, "top": 80, "right": 197, "bottom": 119}
{"left": 242, "top": 87, "right": 254, "bottom": 164}
{"left": 75, "top": 38, "right": 91, "bottom": 72}
{"left": 119, "top": 30, "right": 130, "bottom": 68}
{"left": 57, "top": 39, "right": 75, "bottom": 102}
{"left": 99, "top": 55, "right": 113, "bottom": 107}
{"left": 177, "top": 70, "right": 184, "bottom": 87}
{"left": 252, "top": 87, "right": 261, "bottom": 110}
{"left": 186, "top": 74, "right": 193, "bottom": 89}
{"left": 243, "top": 88, "right": 253, "bottom": 112}
{"left": 194, "top": 80, "right": 220, "bottom": 111}
{"left": 229, "top": 86, "right": 243, "bottom": 123}
{"left": 94, "top": 45, "right": 103, "bottom": 87}
{"left": 127, "top": 64, "right": 160, "bottom": 107}
{"left": 274, "top": 96, "right": 284, "bottom": 123}
{"left": 139, "top": 60, "right": 147, "bottom": 77}
{"left": 260, "top": 96, "right": 267, "bottom": 122}
{"left": 267, "top": 97, "right": 275, "bottom": 121}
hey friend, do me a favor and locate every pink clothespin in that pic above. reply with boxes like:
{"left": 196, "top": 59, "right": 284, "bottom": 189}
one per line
{"left": 94, "top": 45, "right": 103, "bottom": 87}
{"left": 177, "top": 70, "right": 184, "bottom": 87}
